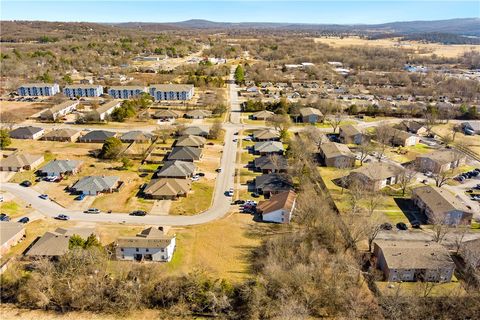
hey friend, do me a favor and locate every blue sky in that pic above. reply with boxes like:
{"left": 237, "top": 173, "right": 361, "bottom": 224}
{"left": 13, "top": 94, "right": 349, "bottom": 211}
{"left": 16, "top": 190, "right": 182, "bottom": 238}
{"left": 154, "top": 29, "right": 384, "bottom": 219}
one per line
{"left": 1, "top": 1, "right": 478, "bottom": 24}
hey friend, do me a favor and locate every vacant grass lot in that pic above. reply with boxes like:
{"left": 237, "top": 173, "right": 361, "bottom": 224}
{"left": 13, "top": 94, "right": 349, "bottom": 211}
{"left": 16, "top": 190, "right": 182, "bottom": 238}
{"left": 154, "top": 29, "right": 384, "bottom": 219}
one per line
{"left": 0, "top": 200, "right": 33, "bottom": 219}
{"left": 432, "top": 123, "right": 480, "bottom": 156}
{"left": 375, "top": 280, "right": 466, "bottom": 297}
{"left": 169, "top": 180, "right": 215, "bottom": 215}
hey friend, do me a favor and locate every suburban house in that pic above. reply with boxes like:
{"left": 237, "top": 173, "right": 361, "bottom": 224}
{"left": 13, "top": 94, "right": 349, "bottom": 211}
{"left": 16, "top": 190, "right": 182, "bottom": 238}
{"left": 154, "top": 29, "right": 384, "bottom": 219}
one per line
{"left": 17, "top": 83, "right": 60, "bottom": 96}
{"left": 412, "top": 185, "right": 473, "bottom": 225}
{"left": 153, "top": 109, "right": 183, "bottom": 119}
{"left": 175, "top": 135, "right": 206, "bottom": 148}
{"left": 339, "top": 125, "right": 364, "bottom": 144}
{"left": 319, "top": 142, "right": 356, "bottom": 168}
{"left": 42, "top": 128, "right": 80, "bottom": 142}
{"left": 181, "top": 126, "right": 210, "bottom": 137}
{"left": 252, "top": 129, "right": 280, "bottom": 141}
{"left": 185, "top": 109, "right": 213, "bottom": 119}
{"left": 0, "top": 153, "right": 44, "bottom": 172}
{"left": 251, "top": 110, "right": 274, "bottom": 120}
{"left": 38, "top": 160, "right": 83, "bottom": 177}
{"left": 373, "top": 240, "right": 455, "bottom": 282}
{"left": 148, "top": 84, "right": 194, "bottom": 101}
{"left": 107, "top": 86, "right": 147, "bottom": 99}
{"left": 253, "top": 154, "right": 288, "bottom": 173}
{"left": 9, "top": 126, "right": 44, "bottom": 140}
{"left": 348, "top": 162, "right": 405, "bottom": 191}
{"left": 299, "top": 107, "right": 323, "bottom": 123}
{"left": 0, "top": 222, "right": 26, "bottom": 258}
{"left": 120, "top": 131, "right": 153, "bottom": 143}
{"left": 25, "top": 227, "right": 96, "bottom": 258}
{"left": 253, "top": 141, "right": 284, "bottom": 155}
{"left": 156, "top": 161, "right": 195, "bottom": 179}
{"left": 415, "top": 150, "right": 466, "bottom": 173}
{"left": 143, "top": 178, "right": 191, "bottom": 200}
{"left": 395, "top": 120, "right": 427, "bottom": 135}
{"left": 254, "top": 173, "right": 294, "bottom": 197}
{"left": 115, "top": 226, "right": 176, "bottom": 262}
{"left": 63, "top": 84, "right": 103, "bottom": 97}
{"left": 91, "top": 99, "right": 122, "bottom": 121}
{"left": 40, "top": 100, "right": 79, "bottom": 121}
{"left": 256, "top": 190, "right": 297, "bottom": 224}
{"left": 387, "top": 128, "right": 419, "bottom": 147}
{"left": 70, "top": 176, "right": 121, "bottom": 195}
{"left": 78, "top": 130, "right": 116, "bottom": 143}
{"left": 460, "top": 238, "right": 480, "bottom": 270}
{"left": 167, "top": 147, "right": 202, "bottom": 162}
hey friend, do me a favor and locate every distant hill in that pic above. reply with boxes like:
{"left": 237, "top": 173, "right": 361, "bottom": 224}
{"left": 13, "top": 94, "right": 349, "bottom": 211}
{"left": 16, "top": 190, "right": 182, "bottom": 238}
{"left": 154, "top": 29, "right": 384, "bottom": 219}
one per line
{"left": 113, "top": 18, "right": 480, "bottom": 36}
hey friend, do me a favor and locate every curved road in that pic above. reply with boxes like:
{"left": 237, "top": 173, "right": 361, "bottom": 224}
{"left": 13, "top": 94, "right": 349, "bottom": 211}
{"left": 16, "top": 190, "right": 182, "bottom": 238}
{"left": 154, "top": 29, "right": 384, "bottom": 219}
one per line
{"left": 1, "top": 67, "right": 242, "bottom": 226}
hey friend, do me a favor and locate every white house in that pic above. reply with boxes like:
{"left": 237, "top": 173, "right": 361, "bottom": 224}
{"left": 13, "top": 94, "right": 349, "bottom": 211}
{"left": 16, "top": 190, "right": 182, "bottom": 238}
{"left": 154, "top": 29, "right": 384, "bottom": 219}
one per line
{"left": 256, "top": 190, "right": 297, "bottom": 224}
{"left": 63, "top": 84, "right": 103, "bottom": 97}
{"left": 40, "top": 100, "right": 79, "bottom": 121}
{"left": 148, "top": 84, "right": 194, "bottom": 101}
{"left": 115, "top": 226, "right": 176, "bottom": 262}
{"left": 91, "top": 100, "right": 122, "bottom": 121}
{"left": 17, "top": 83, "right": 60, "bottom": 96}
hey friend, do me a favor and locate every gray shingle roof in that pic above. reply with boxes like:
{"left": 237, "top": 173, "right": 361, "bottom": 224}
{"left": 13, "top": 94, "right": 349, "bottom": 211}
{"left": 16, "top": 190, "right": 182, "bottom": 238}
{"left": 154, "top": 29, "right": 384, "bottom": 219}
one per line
{"left": 120, "top": 131, "right": 153, "bottom": 142}
{"left": 9, "top": 126, "right": 44, "bottom": 138}
{"left": 71, "top": 176, "right": 119, "bottom": 194}
{"left": 157, "top": 160, "right": 195, "bottom": 178}
{"left": 254, "top": 155, "right": 288, "bottom": 171}
{"left": 254, "top": 141, "right": 284, "bottom": 153}
{"left": 78, "top": 130, "right": 116, "bottom": 142}
{"left": 167, "top": 147, "right": 202, "bottom": 161}
{"left": 39, "top": 160, "right": 82, "bottom": 175}
{"left": 255, "top": 173, "right": 294, "bottom": 193}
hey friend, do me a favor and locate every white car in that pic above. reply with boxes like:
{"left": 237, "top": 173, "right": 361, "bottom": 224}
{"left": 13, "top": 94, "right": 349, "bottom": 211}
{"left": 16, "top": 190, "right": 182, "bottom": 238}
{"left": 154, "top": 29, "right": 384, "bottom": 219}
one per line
{"left": 191, "top": 175, "right": 200, "bottom": 181}
{"left": 226, "top": 188, "right": 234, "bottom": 197}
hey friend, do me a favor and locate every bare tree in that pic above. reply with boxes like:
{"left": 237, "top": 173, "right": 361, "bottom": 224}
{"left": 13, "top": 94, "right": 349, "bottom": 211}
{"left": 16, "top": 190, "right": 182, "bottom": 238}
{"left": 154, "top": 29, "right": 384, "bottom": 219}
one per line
{"left": 154, "top": 126, "right": 173, "bottom": 144}
{"left": 452, "top": 225, "right": 469, "bottom": 254}
{"left": 366, "top": 218, "right": 383, "bottom": 252}
{"left": 347, "top": 181, "right": 365, "bottom": 215}
{"left": 357, "top": 139, "right": 374, "bottom": 166}
{"left": 364, "top": 190, "right": 384, "bottom": 217}
{"left": 432, "top": 170, "right": 453, "bottom": 187}
{"left": 328, "top": 112, "right": 343, "bottom": 133}
{"left": 398, "top": 166, "right": 417, "bottom": 196}
{"left": 429, "top": 211, "right": 451, "bottom": 243}
{"left": 374, "top": 125, "right": 392, "bottom": 161}
{"left": 268, "top": 153, "right": 281, "bottom": 173}
{"left": 424, "top": 111, "right": 438, "bottom": 136}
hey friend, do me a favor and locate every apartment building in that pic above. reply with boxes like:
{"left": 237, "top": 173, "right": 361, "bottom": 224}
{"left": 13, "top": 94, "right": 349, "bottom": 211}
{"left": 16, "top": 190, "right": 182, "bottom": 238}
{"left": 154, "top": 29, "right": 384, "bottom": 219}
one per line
{"left": 17, "top": 83, "right": 60, "bottom": 96}
{"left": 107, "top": 86, "right": 147, "bottom": 99}
{"left": 148, "top": 84, "right": 194, "bottom": 101}
{"left": 63, "top": 84, "right": 103, "bottom": 97}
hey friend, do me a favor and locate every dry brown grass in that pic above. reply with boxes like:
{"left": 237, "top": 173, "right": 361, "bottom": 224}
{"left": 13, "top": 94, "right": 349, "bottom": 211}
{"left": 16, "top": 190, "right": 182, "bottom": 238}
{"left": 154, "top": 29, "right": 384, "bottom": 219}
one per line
{"left": 313, "top": 36, "right": 480, "bottom": 58}
{"left": 0, "top": 101, "right": 50, "bottom": 120}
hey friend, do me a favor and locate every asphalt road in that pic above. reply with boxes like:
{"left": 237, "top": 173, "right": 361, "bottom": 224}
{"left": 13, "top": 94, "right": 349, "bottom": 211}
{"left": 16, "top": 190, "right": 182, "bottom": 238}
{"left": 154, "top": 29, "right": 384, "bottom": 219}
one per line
{"left": 1, "top": 66, "right": 243, "bottom": 226}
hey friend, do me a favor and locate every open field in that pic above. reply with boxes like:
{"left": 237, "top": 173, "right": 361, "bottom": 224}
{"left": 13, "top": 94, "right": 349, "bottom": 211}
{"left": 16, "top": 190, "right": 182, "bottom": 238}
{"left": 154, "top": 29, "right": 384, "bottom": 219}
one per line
{"left": 313, "top": 36, "right": 480, "bottom": 58}
{"left": 432, "top": 123, "right": 480, "bottom": 156}
{"left": 0, "top": 101, "right": 50, "bottom": 120}
{"left": 169, "top": 180, "right": 214, "bottom": 215}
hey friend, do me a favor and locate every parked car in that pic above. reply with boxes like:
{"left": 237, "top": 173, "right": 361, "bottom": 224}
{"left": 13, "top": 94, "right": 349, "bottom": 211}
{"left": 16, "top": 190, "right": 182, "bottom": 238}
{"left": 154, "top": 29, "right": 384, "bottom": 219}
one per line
{"left": 18, "top": 217, "right": 30, "bottom": 224}
{"left": 84, "top": 208, "right": 101, "bottom": 214}
{"left": 251, "top": 192, "right": 260, "bottom": 198}
{"left": 396, "top": 222, "right": 408, "bottom": 230}
{"left": 44, "top": 176, "right": 59, "bottom": 182}
{"left": 20, "top": 180, "right": 32, "bottom": 187}
{"left": 216, "top": 168, "right": 222, "bottom": 173}
{"left": 226, "top": 188, "right": 234, "bottom": 197}
{"left": 39, "top": 194, "right": 49, "bottom": 200}
{"left": 191, "top": 175, "right": 200, "bottom": 181}
{"left": 411, "top": 220, "right": 421, "bottom": 229}
{"left": 234, "top": 199, "right": 246, "bottom": 205}
{"left": 0, "top": 196, "right": 3, "bottom": 202}
{"left": 139, "top": 173, "right": 149, "bottom": 178}
{"left": 75, "top": 194, "right": 86, "bottom": 201}
{"left": 0, "top": 213, "right": 10, "bottom": 221}
{"left": 55, "top": 214, "right": 70, "bottom": 220}
{"left": 197, "top": 172, "right": 205, "bottom": 177}
{"left": 380, "top": 223, "right": 392, "bottom": 230}
{"left": 130, "top": 210, "right": 147, "bottom": 216}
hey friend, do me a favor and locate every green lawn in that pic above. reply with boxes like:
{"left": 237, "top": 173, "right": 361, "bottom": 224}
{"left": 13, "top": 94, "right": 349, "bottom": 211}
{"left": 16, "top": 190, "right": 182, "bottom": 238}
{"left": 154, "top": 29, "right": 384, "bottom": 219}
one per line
{"left": 169, "top": 181, "right": 214, "bottom": 215}
{"left": 0, "top": 201, "right": 27, "bottom": 218}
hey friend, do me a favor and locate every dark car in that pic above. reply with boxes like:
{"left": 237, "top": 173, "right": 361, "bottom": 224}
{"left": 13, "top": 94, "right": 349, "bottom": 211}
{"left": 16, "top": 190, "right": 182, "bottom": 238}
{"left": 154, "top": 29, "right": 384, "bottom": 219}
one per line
{"left": 0, "top": 213, "right": 10, "bottom": 222}
{"left": 396, "top": 222, "right": 408, "bottom": 230}
{"left": 197, "top": 172, "right": 205, "bottom": 177}
{"left": 18, "top": 217, "right": 30, "bottom": 224}
{"left": 20, "top": 180, "right": 32, "bottom": 187}
{"left": 251, "top": 192, "right": 260, "bottom": 198}
{"left": 139, "top": 173, "right": 149, "bottom": 178}
{"left": 55, "top": 214, "right": 70, "bottom": 220}
{"left": 130, "top": 210, "right": 147, "bottom": 216}
{"left": 234, "top": 199, "right": 246, "bottom": 205}
{"left": 411, "top": 220, "right": 421, "bottom": 229}
{"left": 380, "top": 223, "right": 392, "bottom": 230}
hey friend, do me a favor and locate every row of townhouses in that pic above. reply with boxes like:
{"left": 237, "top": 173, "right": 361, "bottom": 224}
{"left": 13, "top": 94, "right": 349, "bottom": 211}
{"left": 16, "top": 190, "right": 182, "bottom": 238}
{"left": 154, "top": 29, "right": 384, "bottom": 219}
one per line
{"left": 17, "top": 83, "right": 195, "bottom": 101}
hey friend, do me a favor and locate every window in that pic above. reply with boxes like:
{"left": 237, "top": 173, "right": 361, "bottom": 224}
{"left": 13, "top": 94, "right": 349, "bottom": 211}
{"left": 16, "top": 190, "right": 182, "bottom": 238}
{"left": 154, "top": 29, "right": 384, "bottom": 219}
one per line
{"left": 120, "top": 248, "right": 124, "bottom": 252}
{"left": 146, "top": 248, "right": 149, "bottom": 252}
{"left": 136, "top": 248, "right": 139, "bottom": 252}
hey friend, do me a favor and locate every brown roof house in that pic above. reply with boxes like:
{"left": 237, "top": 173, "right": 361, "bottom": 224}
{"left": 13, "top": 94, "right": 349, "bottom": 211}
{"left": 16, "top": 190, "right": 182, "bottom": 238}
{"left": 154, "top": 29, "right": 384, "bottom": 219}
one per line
{"left": 412, "top": 185, "right": 473, "bottom": 225}
{"left": 252, "top": 129, "right": 280, "bottom": 141}
{"left": 415, "top": 150, "right": 466, "bottom": 174}
{"left": 42, "top": 129, "right": 81, "bottom": 142}
{"left": 254, "top": 173, "right": 294, "bottom": 197}
{"left": 386, "top": 128, "right": 419, "bottom": 147}
{"left": 156, "top": 161, "right": 195, "bottom": 178}
{"left": 78, "top": 130, "right": 116, "bottom": 143}
{"left": 339, "top": 125, "right": 364, "bottom": 145}
{"left": 253, "top": 154, "right": 288, "bottom": 173}
{"left": 299, "top": 107, "right": 323, "bottom": 123}
{"left": 153, "top": 109, "right": 184, "bottom": 119}
{"left": 143, "top": 178, "right": 191, "bottom": 200}
{"left": 9, "top": 126, "right": 44, "bottom": 140}
{"left": 373, "top": 240, "right": 455, "bottom": 282}
{"left": 25, "top": 227, "right": 96, "bottom": 258}
{"left": 175, "top": 135, "right": 206, "bottom": 148}
{"left": 395, "top": 120, "right": 427, "bottom": 136}
{"left": 256, "top": 190, "right": 297, "bottom": 224}
{"left": 181, "top": 126, "right": 210, "bottom": 137}
{"left": 120, "top": 131, "right": 154, "bottom": 143}
{"left": 185, "top": 109, "right": 213, "bottom": 119}
{"left": 0, "top": 222, "right": 26, "bottom": 258}
{"left": 167, "top": 147, "right": 202, "bottom": 162}
{"left": 116, "top": 226, "right": 176, "bottom": 262}
{"left": 251, "top": 110, "right": 274, "bottom": 120}
{"left": 319, "top": 142, "right": 356, "bottom": 168}
{"left": 0, "top": 153, "right": 44, "bottom": 172}
{"left": 348, "top": 162, "right": 405, "bottom": 191}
